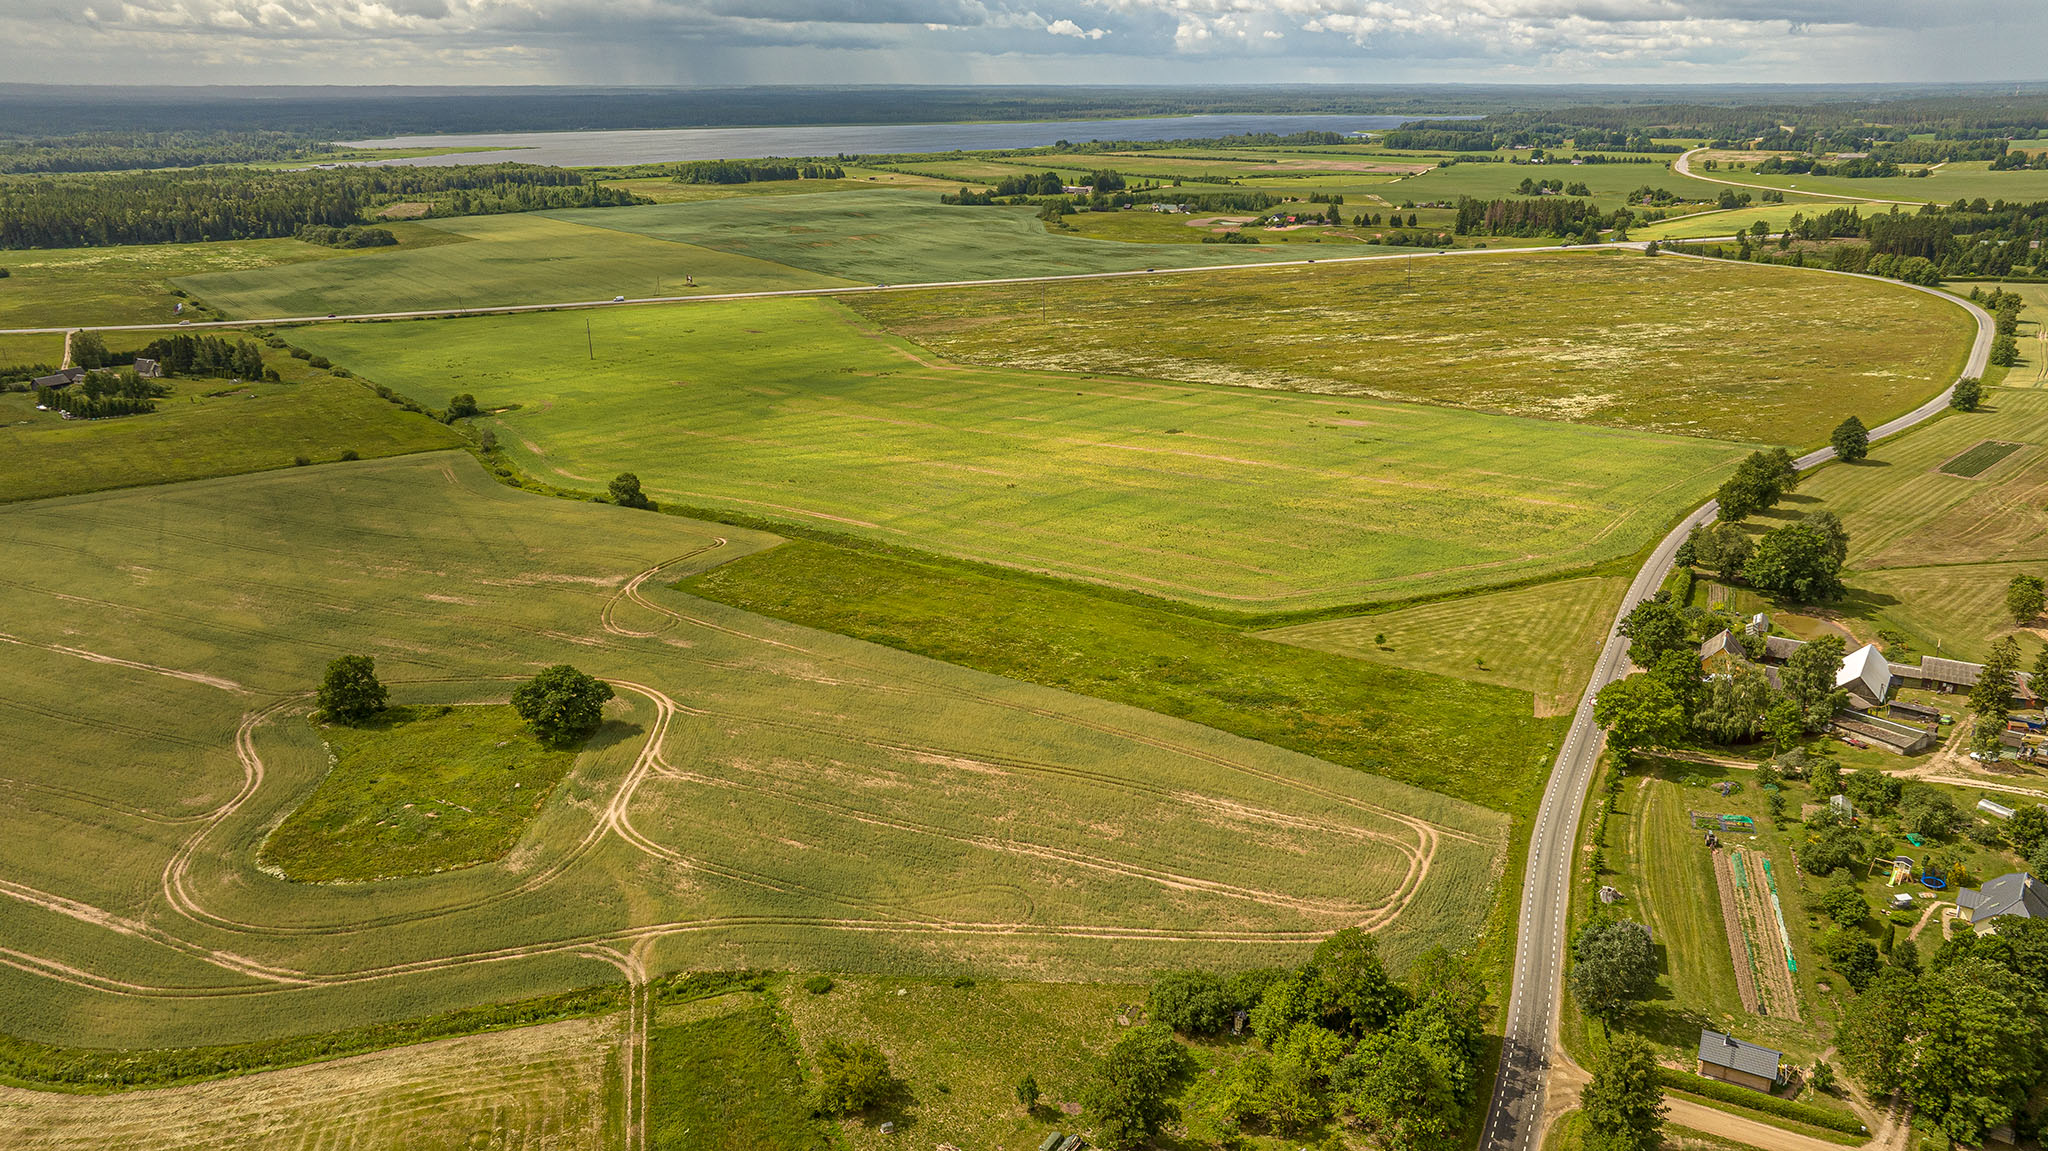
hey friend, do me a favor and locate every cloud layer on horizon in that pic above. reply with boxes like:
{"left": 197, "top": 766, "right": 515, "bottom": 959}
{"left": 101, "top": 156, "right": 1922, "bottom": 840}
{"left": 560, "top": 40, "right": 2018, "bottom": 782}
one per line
{"left": 1, "top": 0, "right": 2040, "bottom": 85}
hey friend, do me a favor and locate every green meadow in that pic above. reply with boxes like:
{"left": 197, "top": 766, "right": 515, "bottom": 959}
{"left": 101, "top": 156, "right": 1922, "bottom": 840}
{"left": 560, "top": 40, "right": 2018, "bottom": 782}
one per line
{"left": 261, "top": 705, "right": 581, "bottom": 883}
{"left": 544, "top": 189, "right": 1309, "bottom": 284}
{"left": 0, "top": 236, "right": 347, "bottom": 332}
{"left": 0, "top": 452, "right": 1504, "bottom": 1051}
{"left": 287, "top": 297, "right": 1746, "bottom": 612}
{"left": 1261, "top": 575, "right": 1631, "bottom": 716}
{"left": 0, "top": 372, "right": 458, "bottom": 504}
{"left": 847, "top": 249, "right": 1976, "bottom": 445}
{"left": 177, "top": 212, "right": 845, "bottom": 318}
{"left": 683, "top": 537, "right": 1568, "bottom": 814}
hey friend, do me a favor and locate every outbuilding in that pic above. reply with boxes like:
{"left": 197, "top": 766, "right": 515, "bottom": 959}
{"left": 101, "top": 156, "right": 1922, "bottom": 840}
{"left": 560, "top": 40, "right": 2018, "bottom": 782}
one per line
{"left": 1697, "top": 1030, "right": 1783, "bottom": 1093}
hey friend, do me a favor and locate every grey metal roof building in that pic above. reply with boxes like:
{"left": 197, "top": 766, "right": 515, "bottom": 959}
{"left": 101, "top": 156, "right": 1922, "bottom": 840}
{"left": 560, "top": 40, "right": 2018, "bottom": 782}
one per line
{"left": 1697, "top": 1030, "right": 1782, "bottom": 1087}
{"left": 1958, "top": 872, "right": 2048, "bottom": 929}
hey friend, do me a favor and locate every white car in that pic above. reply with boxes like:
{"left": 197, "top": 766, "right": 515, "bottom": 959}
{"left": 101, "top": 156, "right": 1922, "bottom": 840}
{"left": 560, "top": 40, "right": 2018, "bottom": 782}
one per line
{"left": 613, "top": 296, "right": 626, "bottom": 303}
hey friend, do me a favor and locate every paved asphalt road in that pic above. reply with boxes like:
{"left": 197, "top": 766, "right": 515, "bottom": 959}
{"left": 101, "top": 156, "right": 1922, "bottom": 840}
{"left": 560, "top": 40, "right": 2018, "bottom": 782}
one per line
{"left": 1477, "top": 273, "right": 1994, "bottom": 1151}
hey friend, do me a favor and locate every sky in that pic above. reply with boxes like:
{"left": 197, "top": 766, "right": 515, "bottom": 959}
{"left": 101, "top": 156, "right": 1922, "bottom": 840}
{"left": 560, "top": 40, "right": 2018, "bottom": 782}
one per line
{"left": 0, "top": 0, "right": 2042, "bottom": 87}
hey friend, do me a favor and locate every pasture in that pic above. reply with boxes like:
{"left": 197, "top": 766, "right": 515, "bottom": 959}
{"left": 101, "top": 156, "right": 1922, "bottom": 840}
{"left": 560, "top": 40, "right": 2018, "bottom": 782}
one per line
{"left": 846, "top": 249, "right": 1975, "bottom": 446}
{"left": 1385, "top": 158, "right": 1729, "bottom": 205}
{"left": 0, "top": 373, "right": 459, "bottom": 504}
{"left": 0, "top": 236, "right": 347, "bottom": 333}
{"left": 544, "top": 189, "right": 1308, "bottom": 284}
{"left": 286, "top": 297, "right": 1744, "bottom": 611}
{"left": 0, "top": 452, "right": 1506, "bottom": 1052}
{"left": 1260, "top": 575, "right": 1629, "bottom": 716}
{"left": 177, "top": 212, "right": 843, "bottom": 319}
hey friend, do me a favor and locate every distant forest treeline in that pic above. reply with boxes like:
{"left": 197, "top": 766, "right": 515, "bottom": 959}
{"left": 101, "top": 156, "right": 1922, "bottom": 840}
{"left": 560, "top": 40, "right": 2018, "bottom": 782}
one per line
{"left": 0, "top": 130, "right": 333, "bottom": 173}
{"left": 8, "top": 84, "right": 2048, "bottom": 139}
{"left": 0, "top": 163, "right": 642, "bottom": 249}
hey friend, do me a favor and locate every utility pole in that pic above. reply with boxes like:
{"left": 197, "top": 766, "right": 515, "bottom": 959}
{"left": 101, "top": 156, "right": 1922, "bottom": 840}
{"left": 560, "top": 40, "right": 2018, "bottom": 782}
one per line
{"left": 586, "top": 317, "right": 594, "bottom": 361}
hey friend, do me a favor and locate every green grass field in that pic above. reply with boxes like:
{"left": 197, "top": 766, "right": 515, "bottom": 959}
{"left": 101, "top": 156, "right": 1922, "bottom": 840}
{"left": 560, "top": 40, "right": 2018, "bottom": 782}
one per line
{"left": 543, "top": 189, "right": 1313, "bottom": 283}
{"left": 1937, "top": 440, "right": 2025, "bottom": 477}
{"left": 1633, "top": 204, "right": 1823, "bottom": 241}
{"left": 0, "top": 371, "right": 459, "bottom": 504}
{"left": 846, "top": 250, "right": 1975, "bottom": 445}
{"left": 779, "top": 976, "right": 1137, "bottom": 1151}
{"left": 1259, "top": 575, "right": 1629, "bottom": 716}
{"left": 682, "top": 537, "right": 1567, "bottom": 815}
{"left": 0, "top": 237, "right": 348, "bottom": 333}
{"left": 260, "top": 705, "right": 582, "bottom": 883}
{"left": 1386, "top": 158, "right": 1729, "bottom": 205}
{"left": 0, "top": 452, "right": 1506, "bottom": 1051}
{"left": 648, "top": 1001, "right": 826, "bottom": 1151}
{"left": 284, "top": 296, "right": 1744, "bottom": 612}
{"left": 176, "top": 212, "right": 845, "bottom": 319}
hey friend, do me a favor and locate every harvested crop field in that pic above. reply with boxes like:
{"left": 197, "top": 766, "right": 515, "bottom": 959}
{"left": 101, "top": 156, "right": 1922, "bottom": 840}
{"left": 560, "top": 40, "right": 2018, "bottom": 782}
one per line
{"left": 0, "top": 452, "right": 1506, "bottom": 1051}
{"left": 0, "top": 1016, "right": 616, "bottom": 1150}
{"left": 286, "top": 298, "right": 1745, "bottom": 612}
{"left": 843, "top": 249, "right": 1976, "bottom": 445}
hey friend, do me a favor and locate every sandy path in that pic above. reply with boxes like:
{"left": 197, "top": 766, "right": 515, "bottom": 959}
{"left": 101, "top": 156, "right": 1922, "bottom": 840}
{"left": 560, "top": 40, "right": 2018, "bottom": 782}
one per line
{"left": 1664, "top": 1096, "right": 1860, "bottom": 1151}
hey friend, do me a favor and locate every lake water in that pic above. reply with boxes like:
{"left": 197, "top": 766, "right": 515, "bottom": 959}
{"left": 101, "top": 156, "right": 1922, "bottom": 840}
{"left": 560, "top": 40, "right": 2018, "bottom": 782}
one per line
{"left": 344, "top": 114, "right": 1446, "bottom": 167}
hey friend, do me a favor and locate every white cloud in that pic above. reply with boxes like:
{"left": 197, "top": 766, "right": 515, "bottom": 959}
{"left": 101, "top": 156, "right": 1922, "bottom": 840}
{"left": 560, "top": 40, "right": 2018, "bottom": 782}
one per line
{"left": 1046, "top": 17, "right": 1106, "bottom": 38}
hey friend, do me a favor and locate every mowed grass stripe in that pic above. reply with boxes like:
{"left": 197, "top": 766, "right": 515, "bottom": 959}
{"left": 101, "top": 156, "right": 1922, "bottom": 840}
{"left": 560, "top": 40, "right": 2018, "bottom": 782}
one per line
{"left": 1782, "top": 389, "right": 2048, "bottom": 574}
{"left": 287, "top": 298, "right": 1746, "bottom": 611}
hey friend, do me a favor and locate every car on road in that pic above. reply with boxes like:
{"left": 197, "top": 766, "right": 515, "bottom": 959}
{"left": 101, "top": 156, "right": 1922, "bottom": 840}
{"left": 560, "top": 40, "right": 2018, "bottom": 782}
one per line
{"left": 613, "top": 296, "right": 625, "bottom": 303}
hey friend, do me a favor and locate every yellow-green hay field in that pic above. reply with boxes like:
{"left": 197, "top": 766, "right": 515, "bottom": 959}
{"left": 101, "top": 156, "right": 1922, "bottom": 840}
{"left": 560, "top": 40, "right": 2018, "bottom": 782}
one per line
{"left": 285, "top": 297, "right": 1747, "bottom": 613}
{"left": 844, "top": 249, "right": 1976, "bottom": 446}
{"left": 1261, "top": 575, "right": 1630, "bottom": 715}
{"left": 0, "top": 1016, "right": 616, "bottom": 1150}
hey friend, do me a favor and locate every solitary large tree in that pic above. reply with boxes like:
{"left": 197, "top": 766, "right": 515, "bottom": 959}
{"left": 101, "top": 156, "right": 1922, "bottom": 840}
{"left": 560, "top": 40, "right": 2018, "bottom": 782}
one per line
{"left": 1830, "top": 416, "right": 1870, "bottom": 463}
{"left": 510, "top": 665, "right": 615, "bottom": 747}
{"left": 1083, "top": 1025, "right": 1190, "bottom": 1151}
{"left": 1971, "top": 637, "right": 2023, "bottom": 750}
{"left": 1745, "top": 521, "right": 1847, "bottom": 602}
{"left": 607, "top": 472, "right": 654, "bottom": 510}
{"left": 1594, "top": 673, "right": 1688, "bottom": 757}
{"left": 1782, "top": 635, "right": 1849, "bottom": 730}
{"left": 1569, "top": 920, "right": 1658, "bottom": 1033}
{"left": 2006, "top": 575, "right": 2045, "bottom": 624}
{"left": 317, "top": 654, "right": 387, "bottom": 725}
{"left": 1581, "top": 1032, "right": 1666, "bottom": 1151}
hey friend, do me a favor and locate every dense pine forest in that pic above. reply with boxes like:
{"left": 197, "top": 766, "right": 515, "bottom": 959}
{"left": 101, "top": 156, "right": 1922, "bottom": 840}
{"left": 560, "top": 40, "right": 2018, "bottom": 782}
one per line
{"left": 0, "top": 164, "right": 643, "bottom": 249}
